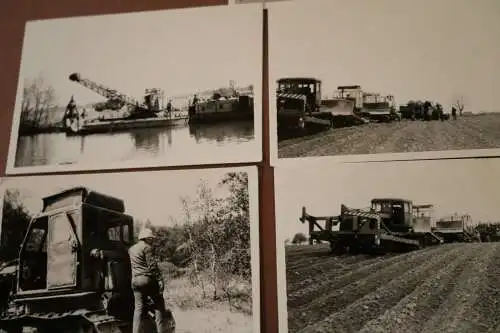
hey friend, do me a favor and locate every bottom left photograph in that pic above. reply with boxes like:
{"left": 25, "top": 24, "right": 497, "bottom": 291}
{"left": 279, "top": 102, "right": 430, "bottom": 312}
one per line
{"left": 0, "top": 166, "right": 260, "bottom": 333}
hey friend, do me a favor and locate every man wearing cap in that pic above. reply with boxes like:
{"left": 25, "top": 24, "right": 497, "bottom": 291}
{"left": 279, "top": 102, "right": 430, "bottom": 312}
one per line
{"left": 129, "top": 228, "right": 174, "bottom": 333}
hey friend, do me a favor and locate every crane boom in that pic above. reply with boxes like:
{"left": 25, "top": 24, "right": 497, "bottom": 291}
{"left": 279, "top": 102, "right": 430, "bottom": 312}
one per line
{"left": 68, "top": 72, "right": 140, "bottom": 107}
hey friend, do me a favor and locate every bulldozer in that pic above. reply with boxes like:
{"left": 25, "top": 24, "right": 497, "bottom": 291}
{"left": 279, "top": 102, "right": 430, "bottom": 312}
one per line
{"left": 300, "top": 198, "right": 443, "bottom": 255}
{"left": 276, "top": 77, "right": 366, "bottom": 134}
{"left": 0, "top": 187, "right": 175, "bottom": 333}
{"left": 432, "top": 214, "right": 480, "bottom": 243}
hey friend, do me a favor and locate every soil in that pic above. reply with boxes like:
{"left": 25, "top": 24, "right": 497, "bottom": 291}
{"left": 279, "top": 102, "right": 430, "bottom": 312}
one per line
{"left": 278, "top": 114, "right": 500, "bottom": 158}
{"left": 285, "top": 242, "right": 500, "bottom": 333}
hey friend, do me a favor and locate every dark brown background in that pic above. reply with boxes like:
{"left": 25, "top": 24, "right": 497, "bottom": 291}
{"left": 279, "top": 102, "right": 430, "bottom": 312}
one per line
{"left": 0, "top": 1, "right": 276, "bottom": 332}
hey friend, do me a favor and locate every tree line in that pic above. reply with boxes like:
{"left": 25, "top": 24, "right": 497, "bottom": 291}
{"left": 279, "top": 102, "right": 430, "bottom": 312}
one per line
{"left": 19, "top": 74, "right": 59, "bottom": 135}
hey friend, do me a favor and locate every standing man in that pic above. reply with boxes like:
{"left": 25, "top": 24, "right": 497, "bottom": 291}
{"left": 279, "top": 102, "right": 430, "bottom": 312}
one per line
{"left": 129, "top": 228, "right": 175, "bottom": 333}
{"left": 451, "top": 106, "right": 457, "bottom": 120}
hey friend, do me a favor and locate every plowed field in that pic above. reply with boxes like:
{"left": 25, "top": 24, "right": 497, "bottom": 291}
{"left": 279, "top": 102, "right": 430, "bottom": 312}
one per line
{"left": 278, "top": 114, "right": 500, "bottom": 158}
{"left": 285, "top": 243, "right": 500, "bottom": 333}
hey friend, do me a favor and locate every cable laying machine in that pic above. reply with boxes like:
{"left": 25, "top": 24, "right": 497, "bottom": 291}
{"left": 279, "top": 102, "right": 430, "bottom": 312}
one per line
{"left": 299, "top": 198, "right": 444, "bottom": 254}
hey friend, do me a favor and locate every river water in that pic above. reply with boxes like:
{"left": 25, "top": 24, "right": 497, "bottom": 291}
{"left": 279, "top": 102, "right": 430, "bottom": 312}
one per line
{"left": 14, "top": 121, "right": 256, "bottom": 168}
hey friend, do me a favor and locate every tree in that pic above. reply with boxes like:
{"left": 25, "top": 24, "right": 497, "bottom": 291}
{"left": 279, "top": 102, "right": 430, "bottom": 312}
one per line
{"left": 20, "top": 74, "right": 56, "bottom": 133}
{"left": 0, "top": 189, "right": 32, "bottom": 262}
{"left": 292, "top": 232, "right": 307, "bottom": 244}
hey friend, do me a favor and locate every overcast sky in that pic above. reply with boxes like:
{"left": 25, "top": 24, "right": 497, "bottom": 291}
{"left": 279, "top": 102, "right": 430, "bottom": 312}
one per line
{"left": 0, "top": 167, "right": 255, "bottom": 230}
{"left": 276, "top": 158, "right": 500, "bottom": 241}
{"left": 268, "top": 0, "right": 500, "bottom": 112}
{"left": 18, "top": 3, "right": 261, "bottom": 106}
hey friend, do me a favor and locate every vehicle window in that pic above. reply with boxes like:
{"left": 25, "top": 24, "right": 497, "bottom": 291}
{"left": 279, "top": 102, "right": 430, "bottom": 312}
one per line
{"left": 107, "top": 226, "right": 121, "bottom": 241}
{"left": 122, "top": 224, "right": 130, "bottom": 243}
{"left": 50, "top": 214, "right": 75, "bottom": 244}
{"left": 26, "top": 228, "right": 46, "bottom": 252}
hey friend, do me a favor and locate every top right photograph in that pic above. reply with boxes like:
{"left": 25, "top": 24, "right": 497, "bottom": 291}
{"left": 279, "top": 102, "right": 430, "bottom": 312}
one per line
{"left": 268, "top": 0, "right": 500, "bottom": 164}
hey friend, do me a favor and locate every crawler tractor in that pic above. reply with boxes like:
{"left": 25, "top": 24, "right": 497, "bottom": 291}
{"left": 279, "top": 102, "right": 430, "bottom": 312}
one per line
{"left": 276, "top": 77, "right": 365, "bottom": 133}
{"left": 0, "top": 187, "right": 174, "bottom": 333}
{"left": 432, "top": 214, "right": 480, "bottom": 243}
{"left": 333, "top": 85, "right": 400, "bottom": 123}
{"left": 300, "top": 198, "right": 443, "bottom": 255}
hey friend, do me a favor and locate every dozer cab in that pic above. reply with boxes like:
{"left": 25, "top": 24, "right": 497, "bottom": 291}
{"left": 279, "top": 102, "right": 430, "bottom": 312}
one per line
{"left": 0, "top": 187, "right": 171, "bottom": 333}
{"left": 334, "top": 85, "right": 399, "bottom": 123}
{"left": 300, "top": 198, "right": 443, "bottom": 255}
{"left": 432, "top": 214, "right": 480, "bottom": 243}
{"left": 276, "top": 77, "right": 327, "bottom": 131}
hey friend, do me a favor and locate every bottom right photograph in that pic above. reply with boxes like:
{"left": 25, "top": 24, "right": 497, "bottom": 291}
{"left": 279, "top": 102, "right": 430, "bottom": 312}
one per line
{"left": 275, "top": 158, "right": 500, "bottom": 333}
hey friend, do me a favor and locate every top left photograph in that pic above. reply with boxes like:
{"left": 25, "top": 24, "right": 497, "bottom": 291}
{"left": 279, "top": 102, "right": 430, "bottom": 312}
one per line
{"left": 5, "top": 3, "right": 263, "bottom": 175}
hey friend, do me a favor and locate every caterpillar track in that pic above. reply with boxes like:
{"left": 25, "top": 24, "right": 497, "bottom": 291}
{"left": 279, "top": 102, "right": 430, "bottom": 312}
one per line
{"left": 1, "top": 309, "right": 131, "bottom": 333}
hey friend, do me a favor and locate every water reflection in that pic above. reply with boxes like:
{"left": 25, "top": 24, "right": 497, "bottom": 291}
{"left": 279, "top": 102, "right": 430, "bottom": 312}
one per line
{"left": 14, "top": 121, "right": 255, "bottom": 167}
{"left": 188, "top": 120, "right": 254, "bottom": 144}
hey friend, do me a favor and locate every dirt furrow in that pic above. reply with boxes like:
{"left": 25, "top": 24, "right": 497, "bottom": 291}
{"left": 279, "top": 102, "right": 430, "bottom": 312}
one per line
{"left": 422, "top": 243, "right": 500, "bottom": 333}
{"left": 286, "top": 256, "right": 337, "bottom": 272}
{"left": 287, "top": 254, "right": 376, "bottom": 277}
{"left": 287, "top": 257, "right": 385, "bottom": 295}
{"left": 287, "top": 246, "right": 456, "bottom": 331}
{"left": 357, "top": 244, "right": 483, "bottom": 333}
{"left": 299, "top": 246, "right": 464, "bottom": 333}
{"left": 287, "top": 245, "right": 444, "bottom": 308}
{"left": 287, "top": 258, "right": 375, "bottom": 291}
{"left": 287, "top": 255, "right": 390, "bottom": 294}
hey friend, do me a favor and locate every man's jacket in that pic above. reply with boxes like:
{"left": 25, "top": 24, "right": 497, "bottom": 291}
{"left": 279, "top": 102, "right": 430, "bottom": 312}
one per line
{"left": 128, "top": 240, "right": 161, "bottom": 279}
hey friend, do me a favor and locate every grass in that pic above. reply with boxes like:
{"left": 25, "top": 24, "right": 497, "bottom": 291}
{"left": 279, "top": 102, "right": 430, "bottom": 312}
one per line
{"left": 159, "top": 262, "right": 253, "bottom": 315}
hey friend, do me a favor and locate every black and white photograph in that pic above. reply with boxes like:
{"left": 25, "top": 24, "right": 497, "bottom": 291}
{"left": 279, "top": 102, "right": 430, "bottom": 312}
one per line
{"left": 268, "top": 0, "right": 500, "bottom": 165}
{"left": 0, "top": 167, "right": 260, "bottom": 333}
{"left": 275, "top": 159, "right": 500, "bottom": 333}
{"left": 6, "top": 3, "right": 262, "bottom": 175}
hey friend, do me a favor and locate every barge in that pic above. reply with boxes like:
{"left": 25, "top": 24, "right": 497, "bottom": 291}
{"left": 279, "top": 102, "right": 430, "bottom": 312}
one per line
{"left": 64, "top": 110, "right": 188, "bottom": 135}
{"left": 188, "top": 86, "right": 254, "bottom": 124}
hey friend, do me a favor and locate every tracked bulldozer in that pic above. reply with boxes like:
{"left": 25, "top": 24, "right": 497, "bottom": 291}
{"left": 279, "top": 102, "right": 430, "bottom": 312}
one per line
{"left": 300, "top": 198, "right": 443, "bottom": 255}
{"left": 432, "top": 214, "right": 480, "bottom": 243}
{"left": 0, "top": 187, "right": 174, "bottom": 333}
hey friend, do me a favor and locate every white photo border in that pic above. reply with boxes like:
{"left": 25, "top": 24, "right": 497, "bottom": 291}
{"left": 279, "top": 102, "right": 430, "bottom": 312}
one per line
{"left": 267, "top": 0, "right": 500, "bottom": 167}
{"left": 5, "top": 4, "right": 263, "bottom": 175}
{"left": 0, "top": 165, "right": 261, "bottom": 332}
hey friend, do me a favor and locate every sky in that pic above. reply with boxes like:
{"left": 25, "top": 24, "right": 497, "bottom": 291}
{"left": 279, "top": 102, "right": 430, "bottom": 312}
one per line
{"left": 18, "top": 3, "right": 261, "bottom": 107}
{"left": 268, "top": 0, "right": 500, "bottom": 112}
{"left": 0, "top": 167, "right": 255, "bottom": 230}
{"left": 275, "top": 158, "right": 500, "bottom": 241}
